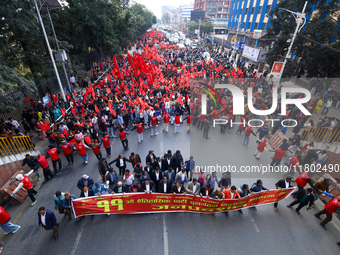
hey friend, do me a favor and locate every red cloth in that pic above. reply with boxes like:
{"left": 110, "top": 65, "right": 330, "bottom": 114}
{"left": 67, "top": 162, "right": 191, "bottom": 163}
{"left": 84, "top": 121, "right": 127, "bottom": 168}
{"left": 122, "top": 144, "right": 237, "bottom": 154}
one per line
{"left": 48, "top": 148, "right": 60, "bottom": 161}
{"left": 257, "top": 141, "right": 267, "bottom": 153}
{"left": 136, "top": 123, "right": 143, "bottom": 134}
{"left": 212, "top": 110, "right": 219, "bottom": 119}
{"left": 175, "top": 116, "right": 180, "bottom": 125}
{"left": 60, "top": 143, "right": 72, "bottom": 155}
{"left": 118, "top": 131, "right": 127, "bottom": 140}
{"left": 151, "top": 116, "right": 157, "bottom": 126}
{"left": 187, "top": 115, "right": 192, "bottom": 124}
{"left": 325, "top": 197, "right": 340, "bottom": 213}
{"left": 75, "top": 143, "right": 87, "bottom": 156}
{"left": 38, "top": 156, "right": 49, "bottom": 169}
{"left": 102, "top": 136, "right": 111, "bottom": 147}
{"left": 274, "top": 148, "right": 285, "bottom": 160}
{"left": 163, "top": 114, "right": 169, "bottom": 123}
{"left": 295, "top": 172, "right": 310, "bottom": 188}
{"left": 91, "top": 144, "right": 101, "bottom": 155}
{"left": 21, "top": 175, "right": 33, "bottom": 190}
{"left": 0, "top": 206, "right": 11, "bottom": 224}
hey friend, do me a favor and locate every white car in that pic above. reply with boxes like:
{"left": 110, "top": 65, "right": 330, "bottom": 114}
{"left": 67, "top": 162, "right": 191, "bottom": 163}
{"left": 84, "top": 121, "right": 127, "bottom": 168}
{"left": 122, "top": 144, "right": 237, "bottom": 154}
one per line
{"left": 192, "top": 43, "right": 197, "bottom": 48}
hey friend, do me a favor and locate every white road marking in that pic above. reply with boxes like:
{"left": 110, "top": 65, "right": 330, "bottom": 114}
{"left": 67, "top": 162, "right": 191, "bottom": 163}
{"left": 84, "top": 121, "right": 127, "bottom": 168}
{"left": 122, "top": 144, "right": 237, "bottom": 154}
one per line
{"left": 210, "top": 131, "right": 216, "bottom": 141}
{"left": 163, "top": 213, "right": 169, "bottom": 255}
{"left": 70, "top": 216, "right": 88, "bottom": 255}
{"left": 249, "top": 215, "right": 260, "bottom": 232}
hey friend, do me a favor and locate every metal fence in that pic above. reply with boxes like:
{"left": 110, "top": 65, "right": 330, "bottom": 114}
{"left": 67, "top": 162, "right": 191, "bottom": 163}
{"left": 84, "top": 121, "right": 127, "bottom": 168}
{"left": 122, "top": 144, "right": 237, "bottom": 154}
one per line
{"left": 0, "top": 136, "right": 36, "bottom": 157}
{"left": 300, "top": 126, "right": 340, "bottom": 144}
{"left": 0, "top": 72, "right": 67, "bottom": 122}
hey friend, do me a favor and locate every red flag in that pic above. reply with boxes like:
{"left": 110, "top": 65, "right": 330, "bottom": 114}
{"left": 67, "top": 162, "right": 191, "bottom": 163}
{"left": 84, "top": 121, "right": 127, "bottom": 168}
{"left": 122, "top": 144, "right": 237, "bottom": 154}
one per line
{"left": 110, "top": 108, "right": 116, "bottom": 117}
{"left": 72, "top": 108, "right": 76, "bottom": 115}
{"left": 106, "top": 87, "right": 112, "bottom": 95}
{"left": 68, "top": 138, "right": 77, "bottom": 145}
{"left": 122, "top": 102, "right": 126, "bottom": 111}
{"left": 95, "top": 104, "right": 100, "bottom": 113}
{"left": 81, "top": 107, "right": 86, "bottom": 116}
{"left": 61, "top": 108, "right": 66, "bottom": 116}
{"left": 25, "top": 97, "right": 30, "bottom": 103}
{"left": 63, "top": 129, "right": 69, "bottom": 137}
{"left": 46, "top": 101, "right": 51, "bottom": 107}
{"left": 84, "top": 137, "right": 92, "bottom": 145}
{"left": 53, "top": 94, "right": 58, "bottom": 103}
{"left": 75, "top": 122, "right": 84, "bottom": 127}
{"left": 39, "top": 121, "right": 51, "bottom": 131}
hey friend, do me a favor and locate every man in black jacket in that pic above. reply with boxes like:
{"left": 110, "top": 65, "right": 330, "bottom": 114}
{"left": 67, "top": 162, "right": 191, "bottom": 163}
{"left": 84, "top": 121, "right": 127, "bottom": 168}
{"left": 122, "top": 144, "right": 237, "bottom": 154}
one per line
{"left": 113, "top": 181, "right": 127, "bottom": 194}
{"left": 22, "top": 154, "right": 41, "bottom": 180}
{"left": 274, "top": 177, "right": 293, "bottom": 212}
{"left": 171, "top": 150, "right": 183, "bottom": 173}
{"left": 157, "top": 177, "right": 172, "bottom": 193}
{"left": 171, "top": 182, "right": 186, "bottom": 194}
{"left": 162, "top": 152, "right": 173, "bottom": 171}
{"left": 145, "top": 150, "right": 157, "bottom": 165}
{"left": 141, "top": 179, "right": 156, "bottom": 194}
{"left": 129, "top": 152, "right": 141, "bottom": 168}
{"left": 79, "top": 186, "right": 95, "bottom": 220}
{"left": 98, "top": 158, "right": 109, "bottom": 183}
{"left": 144, "top": 162, "right": 154, "bottom": 174}
{"left": 109, "top": 154, "right": 131, "bottom": 176}
{"left": 106, "top": 167, "right": 118, "bottom": 192}
{"left": 287, "top": 188, "right": 314, "bottom": 215}
{"left": 153, "top": 157, "right": 163, "bottom": 171}
{"left": 150, "top": 167, "right": 163, "bottom": 188}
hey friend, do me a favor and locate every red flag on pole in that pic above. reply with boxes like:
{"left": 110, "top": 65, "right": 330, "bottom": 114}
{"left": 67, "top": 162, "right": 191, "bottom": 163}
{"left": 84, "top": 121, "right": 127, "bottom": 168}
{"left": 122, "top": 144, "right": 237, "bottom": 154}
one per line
{"left": 61, "top": 108, "right": 66, "bottom": 116}
{"left": 72, "top": 108, "right": 76, "bottom": 115}
{"left": 106, "top": 87, "right": 112, "bottom": 95}
{"left": 39, "top": 121, "right": 51, "bottom": 131}
{"left": 53, "top": 94, "right": 58, "bottom": 103}
{"left": 95, "top": 104, "right": 100, "bottom": 113}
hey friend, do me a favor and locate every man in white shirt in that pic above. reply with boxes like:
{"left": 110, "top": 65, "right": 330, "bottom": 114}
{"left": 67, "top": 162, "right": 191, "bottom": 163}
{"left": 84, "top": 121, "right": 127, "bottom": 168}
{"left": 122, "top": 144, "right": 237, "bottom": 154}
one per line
{"left": 273, "top": 177, "right": 293, "bottom": 212}
{"left": 123, "top": 170, "right": 134, "bottom": 192}
{"left": 185, "top": 178, "right": 200, "bottom": 195}
{"left": 38, "top": 206, "right": 59, "bottom": 241}
{"left": 175, "top": 168, "right": 188, "bottom": 186}
{"left": 141, "top": 179, "right": 155, "bottom": 194}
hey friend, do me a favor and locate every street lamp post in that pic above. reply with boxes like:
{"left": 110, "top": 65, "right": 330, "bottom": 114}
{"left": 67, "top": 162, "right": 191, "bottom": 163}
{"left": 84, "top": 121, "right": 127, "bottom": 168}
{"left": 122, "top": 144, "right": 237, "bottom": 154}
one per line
{"left": 276, "top": 1, "right": 308, "bottom": 87}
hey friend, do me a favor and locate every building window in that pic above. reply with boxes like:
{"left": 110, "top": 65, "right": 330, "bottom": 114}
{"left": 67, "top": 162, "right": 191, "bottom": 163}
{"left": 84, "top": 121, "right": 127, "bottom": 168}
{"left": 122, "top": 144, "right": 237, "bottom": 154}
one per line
{"left": 266, "top": 5, "right": 272, "bottom": 13}
{"left": 217, "top": 14, "right": 222, "bottom": 18}
{"left": 251, "top": 7, "right": 254, "bottom": 14}
{"left": 218, "top": 8, "right": 222, "bottom": 11}
{"left": 258, "top": 6, "right": 263, "bottom": 13}
{"left": 255, "top": 23, "right": 259, "bottom": 29}
{"left": 222, "top": 14, "right": 227, "bottom": 18}
{"left": 224, "top": 1, "right": 229, "bottom": 6}
{"left": 262, "top": 23, "right": 267, "bottom": 30}
{"left": 245, "top": 8, "right": 248, "bottom": 14}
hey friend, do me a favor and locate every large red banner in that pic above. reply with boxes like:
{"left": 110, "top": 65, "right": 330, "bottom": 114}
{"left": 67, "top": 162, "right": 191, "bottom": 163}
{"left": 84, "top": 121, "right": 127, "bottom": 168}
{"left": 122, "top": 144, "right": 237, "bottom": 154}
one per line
{"left": 72, "top": 188, "right": 295, "bottom": 217}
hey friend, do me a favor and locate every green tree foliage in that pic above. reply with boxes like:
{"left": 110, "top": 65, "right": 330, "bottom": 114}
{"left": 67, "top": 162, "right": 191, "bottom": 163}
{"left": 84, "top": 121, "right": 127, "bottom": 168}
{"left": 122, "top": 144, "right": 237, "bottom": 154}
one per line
{"left": 266, "top": 0, "right": 340, "bottom": 77}
{"left": 188, "top": 21, "right": 214, "bottom": 34}
{"left": 0, "top": 0, "right": 155, "bottom": 113}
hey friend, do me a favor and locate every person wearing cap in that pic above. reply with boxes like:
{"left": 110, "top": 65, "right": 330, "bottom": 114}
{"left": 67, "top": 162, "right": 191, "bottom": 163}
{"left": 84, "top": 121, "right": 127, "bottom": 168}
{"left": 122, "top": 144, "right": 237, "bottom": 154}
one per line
{"left": 46, "top": 144, "right": 63, "bottom": 176}
{"left": 315, "top": 191, "right": 340, "bottom": 230}
{"left": 312, "top": 178, "right": 331, "bottom": 207}
{"left": 254, "top": 139, "right": 268, "bottom": 160}
{"left": 123, "top": 170, "right": 134, "bottom": 192}
{"left": 77, "top": 174, "right": 94, "bottom": 190}
{"left": 200, "top": 183, "right": 212, "bottom": 197}
{"left": 0, "top": 205, "right": 21, "bottom": 235}
{"left": 141, "top": 179, "right": 156, "bottom": 194}
{"left": 150, "top": 166, "right": 163, "bottom": 188}
{"left": 171, "top": 181, "right": 186, "bottom": 195}
{"left": 287, "top": 187, "right": 314, "bottom": 215}
{"left": 157, "top": 177, "right": 172, "bottom": 193}
{"left": 38, "top": 206, "right": 59, "bottom": 241}
{"left": 185, "top": 178, "right": 200, "bottom": 196}
{"left": 94, "top": 182, "right": 108, "bottom": 196}
{"left": 113, "top": 181, "right": 127, "bottom": 194}
{"left": 109, "top": 154, "right": 131, "bottom": 176}
{"left": 146, "top": 150, "right": 156, "bottom": 165}
{"left": 273, "top": 177, "right": 293, "bottom": 212}
{"left": 164, "top": 167, "right": 176, "bottom": 186}
{"left": 11, "top": 170, "right": 38, "bottom": 206}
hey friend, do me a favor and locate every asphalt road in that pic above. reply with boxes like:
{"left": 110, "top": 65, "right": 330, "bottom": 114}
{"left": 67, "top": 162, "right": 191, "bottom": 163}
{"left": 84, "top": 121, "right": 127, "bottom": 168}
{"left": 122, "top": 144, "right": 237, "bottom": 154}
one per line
{"left": 1, "top": 120, "right": 340, "bottom": 255}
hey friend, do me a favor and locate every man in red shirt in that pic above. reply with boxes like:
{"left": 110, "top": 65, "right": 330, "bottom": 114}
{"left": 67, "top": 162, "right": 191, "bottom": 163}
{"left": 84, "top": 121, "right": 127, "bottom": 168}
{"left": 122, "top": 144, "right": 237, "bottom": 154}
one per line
{"left": 38, "top": 155, "right": 54, "bottom": 182}
{"left": 100, "top": 135, "right": 111, "bottom": 157}
{"left": 60, "top": 140, "right": 75, "bottom": 165}
{"left": 183, "top": 114, "right": 192, "bottom": 133}
{"left": 11, "top": 170, "right": 38, "bottom": 206}
{"left": 285, "top": 155, "right": 302, "bottom": 179}
{"left": 0, "top": 206, "right": 21, "bottom": 235}
{"left": 150, "top": 113, "right": 158, "bottom": 136}
{"left": 91, "top": 139, "right": 102, "bottom": 160}
{"left": 131, "top": 120, "right": 143, "bottom": 143}
{"left": 163, "top": 112, "right": 169, "bottom": 133}
{"left": 270, "top": 147, "right": 286, "bottom": 167}
{"left": 315, "top": 191, "right": 340, "bottom": 230}
{"left": 75, "top": 140, "right": 88, "bottom": 164}
{"left": 47, "top": 145, "right": 63, "bottom": 176}
{"left": 254, "top": 139, "right": 268, "bottom": 159}
{"left": 118, "top": 128, "right": 130, "bottom": 150}
{"left": 174, "top": 114, "right": 181, "bottom": 134}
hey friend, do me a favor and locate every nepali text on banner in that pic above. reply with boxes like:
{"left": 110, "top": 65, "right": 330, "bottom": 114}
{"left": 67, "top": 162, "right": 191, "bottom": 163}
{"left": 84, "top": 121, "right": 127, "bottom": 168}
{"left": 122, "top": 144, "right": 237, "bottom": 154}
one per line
{"left": 71, "top": 188, "right": 295, "bottom": 217}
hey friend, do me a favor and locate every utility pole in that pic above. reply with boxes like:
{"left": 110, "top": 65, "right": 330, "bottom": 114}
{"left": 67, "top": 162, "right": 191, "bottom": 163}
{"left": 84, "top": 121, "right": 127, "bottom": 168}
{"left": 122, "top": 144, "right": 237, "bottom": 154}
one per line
{"left": 198, "top": 18, "right": 201, "bottom": 43}
{"left": 34, "top": 0, "right": 67, "bottom": 105}
{"left": 233, "top": 16, "right": 242, "bottom": 68}
{"left": 276, "top": 1, "right": 308, "bottom": 87}
{"left": 46, "top": 7, "right": 72, "bottom": 94}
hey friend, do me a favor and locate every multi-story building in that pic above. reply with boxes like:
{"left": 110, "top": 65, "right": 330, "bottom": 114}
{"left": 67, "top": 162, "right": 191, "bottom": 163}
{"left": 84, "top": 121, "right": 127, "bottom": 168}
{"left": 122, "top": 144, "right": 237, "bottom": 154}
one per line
{"left": 193, "top": 0, "right": 232, "bottom": 19}
{"left": 181, "top": 5, "right": 194, "bottom": 21}
{"left": 227, "top": 0, "right": 277, "bottom": 33}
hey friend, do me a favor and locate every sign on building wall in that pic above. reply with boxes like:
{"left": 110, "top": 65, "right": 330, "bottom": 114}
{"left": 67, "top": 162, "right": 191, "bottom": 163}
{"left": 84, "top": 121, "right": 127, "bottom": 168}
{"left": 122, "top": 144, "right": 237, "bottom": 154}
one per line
{"left": 242, "top": 46, "right": 260, "bottom": 61}
{"left": 253, "top": 29, "right": 262, "bottom": 39}
{"left": 271, "top": 62, "right": 284, "bottom": 74}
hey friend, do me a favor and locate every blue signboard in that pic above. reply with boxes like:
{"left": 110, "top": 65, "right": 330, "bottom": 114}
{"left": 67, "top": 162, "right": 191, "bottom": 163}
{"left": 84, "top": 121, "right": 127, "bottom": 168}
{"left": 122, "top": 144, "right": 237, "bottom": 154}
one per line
{"left": 42, "top": 96, "right": 50, "bottom": 105}
{"left": 232, "top": 41, "right": 245, "bottom": 51}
